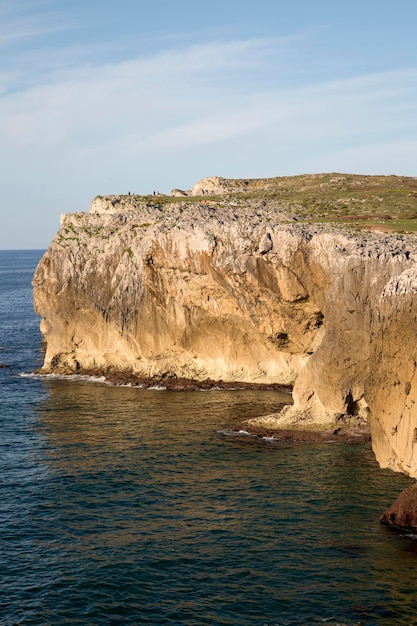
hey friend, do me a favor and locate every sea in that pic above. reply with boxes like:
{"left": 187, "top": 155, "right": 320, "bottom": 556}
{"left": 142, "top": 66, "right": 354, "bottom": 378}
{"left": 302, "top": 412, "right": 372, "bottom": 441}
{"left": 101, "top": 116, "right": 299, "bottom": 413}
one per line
{"left": 1, "top": 249, "right": 417, "bottom": 626}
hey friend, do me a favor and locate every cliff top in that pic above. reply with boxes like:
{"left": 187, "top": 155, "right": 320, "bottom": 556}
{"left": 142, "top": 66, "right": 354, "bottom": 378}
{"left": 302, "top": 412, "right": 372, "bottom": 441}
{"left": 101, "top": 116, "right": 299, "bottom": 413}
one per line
{"left": 90, "top": 173, "right": 417, "bottom": 234}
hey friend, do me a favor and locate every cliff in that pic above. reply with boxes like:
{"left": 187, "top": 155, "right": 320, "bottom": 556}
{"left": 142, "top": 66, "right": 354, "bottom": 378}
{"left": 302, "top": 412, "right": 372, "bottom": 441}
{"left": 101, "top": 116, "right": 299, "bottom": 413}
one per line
{"left": 33, "top": 173, "right": 417, "bottom": 481}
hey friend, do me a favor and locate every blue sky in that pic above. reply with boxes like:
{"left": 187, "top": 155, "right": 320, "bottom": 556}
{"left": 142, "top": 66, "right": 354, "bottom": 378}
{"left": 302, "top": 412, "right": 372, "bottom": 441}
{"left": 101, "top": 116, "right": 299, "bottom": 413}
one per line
{"left": 1, "top": 0, "right": 417, "bottom": 248}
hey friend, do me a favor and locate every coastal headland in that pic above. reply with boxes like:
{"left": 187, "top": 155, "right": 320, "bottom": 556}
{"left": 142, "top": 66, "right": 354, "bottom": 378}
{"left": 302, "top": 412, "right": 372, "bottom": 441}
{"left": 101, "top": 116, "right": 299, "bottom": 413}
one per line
{"left": 33, "top": 173, "right": 417, "bottom": 529}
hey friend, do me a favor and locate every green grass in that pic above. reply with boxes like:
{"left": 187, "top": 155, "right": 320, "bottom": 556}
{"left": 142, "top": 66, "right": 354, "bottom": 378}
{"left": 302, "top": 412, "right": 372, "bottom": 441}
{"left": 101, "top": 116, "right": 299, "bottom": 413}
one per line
{"left": 94, "top": 173, "right": 417, "bottom": 233}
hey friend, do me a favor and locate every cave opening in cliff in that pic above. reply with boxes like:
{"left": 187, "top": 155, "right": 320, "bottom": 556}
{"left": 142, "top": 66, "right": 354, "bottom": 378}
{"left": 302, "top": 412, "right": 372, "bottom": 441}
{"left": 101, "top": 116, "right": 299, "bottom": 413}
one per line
{"left": 345, "top": 391, "right": 360, "bottom": 416}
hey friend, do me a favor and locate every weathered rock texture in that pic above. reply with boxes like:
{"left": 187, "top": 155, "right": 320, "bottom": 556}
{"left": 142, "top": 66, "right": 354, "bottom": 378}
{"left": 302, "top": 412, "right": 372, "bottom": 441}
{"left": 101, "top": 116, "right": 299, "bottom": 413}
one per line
{"left": 380, "top": 484, "right": 417, "bottom": 532}
{"left": 33, "top": 174, "right": 417, "bottom": 480}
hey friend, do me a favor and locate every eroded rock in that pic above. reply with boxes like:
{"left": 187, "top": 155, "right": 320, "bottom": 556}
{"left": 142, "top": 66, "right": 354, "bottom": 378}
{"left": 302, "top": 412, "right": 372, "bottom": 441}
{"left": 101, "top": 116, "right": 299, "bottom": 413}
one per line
{"left": 380, "top": 483, "right": 417, "bottom": 532}
{"left": 32, "top": 174, "right": 417, "bottom": 482}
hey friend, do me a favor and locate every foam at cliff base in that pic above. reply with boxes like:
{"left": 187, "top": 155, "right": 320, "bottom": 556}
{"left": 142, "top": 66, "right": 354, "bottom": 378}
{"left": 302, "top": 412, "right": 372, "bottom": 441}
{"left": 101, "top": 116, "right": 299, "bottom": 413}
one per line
{"left": 20, "top": 372, "right": 108, "bottom": 384}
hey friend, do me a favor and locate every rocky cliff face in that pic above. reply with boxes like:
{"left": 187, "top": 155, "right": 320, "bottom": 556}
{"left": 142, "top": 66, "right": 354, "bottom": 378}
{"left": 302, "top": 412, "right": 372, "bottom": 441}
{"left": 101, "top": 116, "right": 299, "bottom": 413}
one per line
{"left": 33, "top": 174, "right": 417, "bottom": 479}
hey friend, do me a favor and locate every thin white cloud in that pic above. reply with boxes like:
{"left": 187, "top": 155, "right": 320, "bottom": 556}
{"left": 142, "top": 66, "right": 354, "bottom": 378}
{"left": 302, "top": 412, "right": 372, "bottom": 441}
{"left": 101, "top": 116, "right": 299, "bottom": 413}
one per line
{"left": 309, "top": 138, "right": 417, "bottom": 177}
{"left": 0, "top": 38, "right": 296, "bottom": 147}
{"left": 0, "top": 19, "right": 63, "bottom": 44}
{"left": 1, "top": 3, "right": 416, "bottom": 249}
{"left": 0, "top": 0, "right": 69, "bottom": 45}
{"left": 2, "top": 37, "right": 416, "bottom": 159}
{"left": 0, "top": 34, "right": 416, "bottom": 242}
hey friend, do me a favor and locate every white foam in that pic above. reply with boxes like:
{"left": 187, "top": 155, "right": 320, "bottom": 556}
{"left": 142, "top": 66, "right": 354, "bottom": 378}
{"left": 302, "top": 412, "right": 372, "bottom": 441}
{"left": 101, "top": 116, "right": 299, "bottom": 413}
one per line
{"left": 218, "top": 429, "right": 251, "bottom": 437}
{"left": 19, "top": 372, "right": 107, "bottom": 384}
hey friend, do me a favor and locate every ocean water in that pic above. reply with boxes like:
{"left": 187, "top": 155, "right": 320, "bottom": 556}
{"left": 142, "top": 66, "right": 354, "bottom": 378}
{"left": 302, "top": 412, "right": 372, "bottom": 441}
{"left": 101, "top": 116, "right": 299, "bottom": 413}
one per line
{"left": 1, "top": 249, "right": 417, "bottom": 626}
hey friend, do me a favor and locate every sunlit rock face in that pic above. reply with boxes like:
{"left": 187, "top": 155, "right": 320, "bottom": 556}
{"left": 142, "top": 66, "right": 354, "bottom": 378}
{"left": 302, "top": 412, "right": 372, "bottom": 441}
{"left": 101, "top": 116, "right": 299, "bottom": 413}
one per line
{"left": 33, "top": 185, "right": 417, "bottom": 478}
{"left": 33, "top": 199, "right": 315, "bottom": 386}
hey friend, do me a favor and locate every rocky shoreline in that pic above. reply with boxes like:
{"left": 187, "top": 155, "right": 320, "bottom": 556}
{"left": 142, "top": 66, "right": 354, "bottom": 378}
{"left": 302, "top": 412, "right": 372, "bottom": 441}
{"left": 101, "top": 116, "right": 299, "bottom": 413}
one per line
{"left": 40, "top": 367, "right": 370, "bottom": 443}
{"left": 32, "top": 173, "right": 417, "bottom": 534}
{"left": 38, "top": 367, "right": 294, "bottom": 393}
{"left": 231, "top": 423, "right": 371, "bottom": 443}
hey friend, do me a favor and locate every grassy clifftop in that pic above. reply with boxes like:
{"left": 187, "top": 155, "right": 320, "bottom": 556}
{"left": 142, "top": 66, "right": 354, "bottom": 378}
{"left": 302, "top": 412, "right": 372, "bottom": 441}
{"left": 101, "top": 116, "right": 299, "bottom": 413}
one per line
{"left": 116, "top": 172, "right": 417, "bottom": 233}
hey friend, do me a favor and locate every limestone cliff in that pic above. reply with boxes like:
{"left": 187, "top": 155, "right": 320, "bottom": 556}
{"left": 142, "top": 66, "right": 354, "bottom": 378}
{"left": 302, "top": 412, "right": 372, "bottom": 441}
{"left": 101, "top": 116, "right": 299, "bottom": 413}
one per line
{"left": 33, "top": 173, "right": 417, "bottom": 479}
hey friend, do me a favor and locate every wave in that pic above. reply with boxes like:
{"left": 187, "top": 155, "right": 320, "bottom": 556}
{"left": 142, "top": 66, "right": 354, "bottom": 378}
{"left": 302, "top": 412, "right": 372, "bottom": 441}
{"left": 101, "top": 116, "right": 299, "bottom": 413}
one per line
{"left": 219, "top": 430, "right": 283, "bottom": 444}
{"left": 19, "top": 372, "right": 107, "bottom": 384}
{"left": 218, "top": 429, "right": 251, "bottom": 437}
{"left": 19, "top": 372, "right": 172, "bottom": 391}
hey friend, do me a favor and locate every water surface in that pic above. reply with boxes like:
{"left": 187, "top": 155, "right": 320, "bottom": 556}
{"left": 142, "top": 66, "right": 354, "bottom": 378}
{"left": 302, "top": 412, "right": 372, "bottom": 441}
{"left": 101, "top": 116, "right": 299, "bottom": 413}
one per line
{"left": 1, "top": 250, "right": 416, "bottom": 625}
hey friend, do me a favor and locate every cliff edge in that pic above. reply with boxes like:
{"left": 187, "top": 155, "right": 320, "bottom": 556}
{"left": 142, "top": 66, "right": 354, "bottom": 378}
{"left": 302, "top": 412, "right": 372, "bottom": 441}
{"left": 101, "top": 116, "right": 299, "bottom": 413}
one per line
{"left": 33, "top": 173, "right": 417, "bottom": 481}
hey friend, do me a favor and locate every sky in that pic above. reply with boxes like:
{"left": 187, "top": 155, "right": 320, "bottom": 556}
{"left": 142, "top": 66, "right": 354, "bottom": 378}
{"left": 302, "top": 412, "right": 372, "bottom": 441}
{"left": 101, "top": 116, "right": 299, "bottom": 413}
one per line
{"left": 1, "top": 0, "right": 417, "bottom": 249}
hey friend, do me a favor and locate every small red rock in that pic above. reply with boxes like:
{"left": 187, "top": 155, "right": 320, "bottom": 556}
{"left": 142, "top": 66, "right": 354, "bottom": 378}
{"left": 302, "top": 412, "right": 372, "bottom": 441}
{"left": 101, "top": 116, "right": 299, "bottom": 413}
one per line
{"left": 380, "top": 483, "right": 417, "bottom": 532}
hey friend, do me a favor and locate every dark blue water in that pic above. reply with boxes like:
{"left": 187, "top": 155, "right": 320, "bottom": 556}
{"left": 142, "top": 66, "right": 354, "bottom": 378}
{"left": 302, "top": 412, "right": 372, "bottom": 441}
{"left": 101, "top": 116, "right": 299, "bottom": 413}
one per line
{"left": 1, "top": 250, "right": 417, "bottom": 626}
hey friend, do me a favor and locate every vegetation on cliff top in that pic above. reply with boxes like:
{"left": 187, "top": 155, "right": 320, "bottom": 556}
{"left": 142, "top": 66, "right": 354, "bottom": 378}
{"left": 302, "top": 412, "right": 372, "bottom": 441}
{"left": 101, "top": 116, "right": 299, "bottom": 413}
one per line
{"left": 100, "top": 173, "right": 417, "bottom": 233}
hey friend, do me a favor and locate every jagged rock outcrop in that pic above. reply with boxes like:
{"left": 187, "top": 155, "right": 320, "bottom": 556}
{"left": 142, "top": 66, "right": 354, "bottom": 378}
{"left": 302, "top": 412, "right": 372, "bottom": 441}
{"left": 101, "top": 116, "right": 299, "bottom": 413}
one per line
{"left": 171, "top": 174, "right": 291, "bottom": 197}
{"left": 380, "top": 483, "right": 417, "bottom": 532}
{"left": 33, "top": 174, "right": 417, "bottom": 481}
{"left": 171, "top": 176, "right": 244, "bottom": 196}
